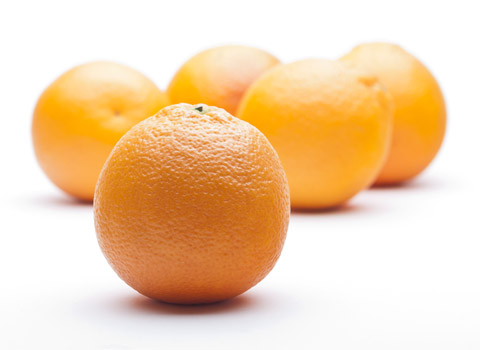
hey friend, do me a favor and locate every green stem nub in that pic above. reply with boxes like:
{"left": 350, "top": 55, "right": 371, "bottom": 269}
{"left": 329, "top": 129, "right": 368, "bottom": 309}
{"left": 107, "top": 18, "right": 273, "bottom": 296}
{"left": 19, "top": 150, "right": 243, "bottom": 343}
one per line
{"left": 193, "top": 104, "right": 207, "bottom": 113}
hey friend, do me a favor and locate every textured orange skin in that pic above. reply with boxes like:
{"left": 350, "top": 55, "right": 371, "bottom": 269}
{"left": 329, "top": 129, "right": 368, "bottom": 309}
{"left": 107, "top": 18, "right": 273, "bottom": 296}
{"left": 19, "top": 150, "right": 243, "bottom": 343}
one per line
{"left": 32, "top": 62, "right": 169, "bottom": 201}
{"left": 167, "top": 45, "right": 280, "bottom": 115}
{"left": 94, "top": 103, "right": 290, "bottom": 304}
{"left": 341, "top": 43, "right": 447, "bottom": 185}
{"left": 237, "top": 59, "right": 393, "bottom": 209}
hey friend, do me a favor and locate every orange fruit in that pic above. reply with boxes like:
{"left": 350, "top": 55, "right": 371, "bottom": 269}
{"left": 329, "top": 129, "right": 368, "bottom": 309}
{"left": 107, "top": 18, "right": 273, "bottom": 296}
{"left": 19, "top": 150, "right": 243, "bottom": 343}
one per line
{"left": 167, "top": 45, "right": 280, "bottom": 115}
{"left": 32, "top": 61, "right": 169, "bottom": 201}
{"left": 237, "top": 59, "right": 393, "bottom": 209}
{"left": 94, "top": 103, "right": 290, "bottom": 304}
{"left": 341, "top": 43, "right": 447, "bottom": 185}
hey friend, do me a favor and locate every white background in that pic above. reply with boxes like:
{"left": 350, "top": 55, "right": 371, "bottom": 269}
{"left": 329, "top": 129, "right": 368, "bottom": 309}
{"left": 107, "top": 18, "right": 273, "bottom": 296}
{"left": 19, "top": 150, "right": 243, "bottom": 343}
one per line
{"left": 1, "top": 1, "right": 479, "bottom": 349}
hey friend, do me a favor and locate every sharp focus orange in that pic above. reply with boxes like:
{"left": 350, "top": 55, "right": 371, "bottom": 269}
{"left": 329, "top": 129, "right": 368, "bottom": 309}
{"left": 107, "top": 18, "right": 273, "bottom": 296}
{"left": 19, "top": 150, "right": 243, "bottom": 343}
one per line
{"left": 94, "top": 103, "right": 290, "bottom": 304}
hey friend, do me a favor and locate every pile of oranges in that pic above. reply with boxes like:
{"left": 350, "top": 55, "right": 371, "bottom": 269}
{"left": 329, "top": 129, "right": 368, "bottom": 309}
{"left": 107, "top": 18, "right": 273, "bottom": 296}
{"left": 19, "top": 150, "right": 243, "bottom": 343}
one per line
{"left": 32, "top": 43, "right": 446, "bottom": 304}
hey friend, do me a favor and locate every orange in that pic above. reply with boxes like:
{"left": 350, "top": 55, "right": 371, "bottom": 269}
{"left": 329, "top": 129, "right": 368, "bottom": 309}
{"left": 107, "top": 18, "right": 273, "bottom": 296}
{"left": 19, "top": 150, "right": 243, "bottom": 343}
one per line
{"left": 237, "top": 59, "right": 393, "bottom": 209}
{"left": 167, "top": 45, "right": 280, "bottom": 115}
{"left": 341, "top": 43, "right": 447, "bottom": 185}
{"left": 32, "top": 61, "right": 169, "bottom": 201}
{"left": 94, "top": 103, "right": 290, "bottom": 304}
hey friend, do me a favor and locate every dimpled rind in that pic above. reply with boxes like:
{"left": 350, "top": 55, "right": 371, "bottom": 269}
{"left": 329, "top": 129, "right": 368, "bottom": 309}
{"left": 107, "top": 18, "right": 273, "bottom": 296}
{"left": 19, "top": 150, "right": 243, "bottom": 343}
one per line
{"left": 94, "top": 103, "right": 290, "bottom": 304}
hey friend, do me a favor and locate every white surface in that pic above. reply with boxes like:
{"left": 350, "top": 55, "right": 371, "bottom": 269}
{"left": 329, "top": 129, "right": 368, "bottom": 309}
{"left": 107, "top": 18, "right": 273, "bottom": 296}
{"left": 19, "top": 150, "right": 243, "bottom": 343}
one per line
{"left": 1, "top": 1, "right": 479, "bottom": 349}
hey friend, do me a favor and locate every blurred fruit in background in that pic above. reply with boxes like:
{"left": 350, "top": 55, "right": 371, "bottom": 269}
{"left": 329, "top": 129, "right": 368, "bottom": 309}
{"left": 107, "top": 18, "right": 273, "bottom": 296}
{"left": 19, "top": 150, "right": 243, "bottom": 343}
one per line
{"left": 167, "top": 45, "right": 280, "bottom": 115}
{"left": 238, "top": 59, "right": 393, "bottom": 209}
{"left": 341, "top": 43, "right": 447, "bottom": 185}
{"left": 32, "top": 61, "right": 169, "bottom": 201}
{"left": 94, "top": 103, "right": 290, "bottom": 304}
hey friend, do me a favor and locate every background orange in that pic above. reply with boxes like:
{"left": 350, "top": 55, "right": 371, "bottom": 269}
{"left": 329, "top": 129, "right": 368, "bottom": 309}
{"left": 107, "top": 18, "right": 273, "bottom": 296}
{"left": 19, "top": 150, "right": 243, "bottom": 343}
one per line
{"left": 32, "top": 61, "right": 169, "bottom": 200}
{"left": 238, "top": 59, "right": 393, "bottom": 208}
{"left": 167, "top": 45, "right": 279, "bottom": 115}
{"left": 341, "top": 43, "right": 447, "bottom": 185}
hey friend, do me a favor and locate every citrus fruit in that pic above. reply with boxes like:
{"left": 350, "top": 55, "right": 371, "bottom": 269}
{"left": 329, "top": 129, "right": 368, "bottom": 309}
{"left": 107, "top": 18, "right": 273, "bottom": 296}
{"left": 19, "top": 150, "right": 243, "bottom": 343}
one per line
{"left": 94, "top": 103, "right": 290, "bottom": 304}
{"left": 167, "top": 45, "right": 280, "bottom": 115}
{"left": 32, "top": 61, "right": 169, "bottom": 201}
{"left": 237, "top": 59, "right": 393, "bottom": 209}
{"left": 341, "top": 43, "right": 447, "bottom": 185}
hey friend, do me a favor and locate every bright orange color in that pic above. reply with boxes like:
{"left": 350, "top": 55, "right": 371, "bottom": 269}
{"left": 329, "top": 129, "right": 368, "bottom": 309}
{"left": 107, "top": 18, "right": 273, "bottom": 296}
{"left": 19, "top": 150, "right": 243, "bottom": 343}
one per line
{"left": 32, "top": 61, "right": 169, "bottom": 201}
{"left": 167, "top": 45, "right": 280, "bottom": 115}
{"left": 237, "top": 59, "right": 393, "bottom": 209}
{"left": 94, "top": 103, "right": 290, "bottom": 304}
{"left": 341, "top": 43, "right": 447, "bottom": 185}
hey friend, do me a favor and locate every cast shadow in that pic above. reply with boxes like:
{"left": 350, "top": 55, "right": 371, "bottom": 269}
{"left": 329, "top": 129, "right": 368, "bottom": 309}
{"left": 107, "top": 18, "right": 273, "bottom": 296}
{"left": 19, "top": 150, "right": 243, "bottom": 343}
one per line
{"left": 22, "top": 194, "right": 92, "bottom": 208}
{"left": 291, "top": 202, "right": 368, "bottom": 216}
{"left": 123, "top": 293, "right": 260, "bottom": 316}
{"left": 369, "top": 177, "right": 444, "bottom": 191}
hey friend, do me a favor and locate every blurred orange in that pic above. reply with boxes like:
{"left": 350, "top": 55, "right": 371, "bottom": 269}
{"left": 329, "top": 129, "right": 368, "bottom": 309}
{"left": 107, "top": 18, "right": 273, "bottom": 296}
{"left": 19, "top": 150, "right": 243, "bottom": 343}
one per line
{"left": 341, "top": 43, "right": 447, "bottom": 185}
{"left": 32, "top": 61, "right": 169, "bottom": 200}
{"left": 94, "top": 103, "right": 290, "bottom": 304}
{"left": 238, "top": 59, "right": 393, "bottom": 209}
{"left": 167, "top": 45, "right": 280, "bottom": 114}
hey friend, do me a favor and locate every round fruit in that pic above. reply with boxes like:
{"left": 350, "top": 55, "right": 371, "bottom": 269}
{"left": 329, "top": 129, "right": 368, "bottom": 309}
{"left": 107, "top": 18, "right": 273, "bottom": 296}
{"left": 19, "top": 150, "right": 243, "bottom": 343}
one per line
{"left": 341, "top": 43, "right": 447, "bottom": 185}
{"left": 167, "top": 45, "right": 280, "bottom": 115}
{"left": 237, "top": 59, "right": 393, "bottom": 209}
{"left": 94, "top": 103, "right": 290, "bottom": 304}
{"left": 32, "top": 61, "right": 169, "bottom": 201}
